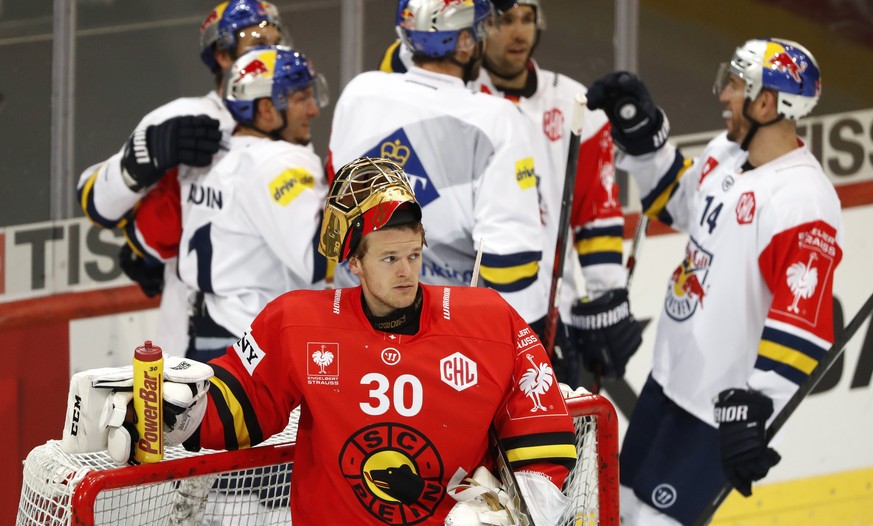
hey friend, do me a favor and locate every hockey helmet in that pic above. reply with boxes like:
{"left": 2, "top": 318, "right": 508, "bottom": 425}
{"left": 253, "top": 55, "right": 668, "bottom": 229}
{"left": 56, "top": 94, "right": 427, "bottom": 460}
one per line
{"left": 200, "top": 0, "right": 284, "bottom": 71}
{"left": 224, "top": 45, "right": 328, "bottom": 125}
{"left": 320, "top": 158, "right": 423, "bottom": 263}
{"left": 713, "top": 38, "right": 821, "bottom": 120}
{"left": 490, "top": 0, "right": 544, "bottom": 29}
{"left": 396, "top": 0, "right": 494, "bottom": 58}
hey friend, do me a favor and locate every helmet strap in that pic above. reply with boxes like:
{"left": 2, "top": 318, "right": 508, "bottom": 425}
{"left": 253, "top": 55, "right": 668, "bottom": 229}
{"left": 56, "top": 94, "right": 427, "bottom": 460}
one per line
{"left": 448, "top": 40, "right": 485, "bottom": 84}
{"left": 740, "top": 98, "right": 784, "bottom": 151}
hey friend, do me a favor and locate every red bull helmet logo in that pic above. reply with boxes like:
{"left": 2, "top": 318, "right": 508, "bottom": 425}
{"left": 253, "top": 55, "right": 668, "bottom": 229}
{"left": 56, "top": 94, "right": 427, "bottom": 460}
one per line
{"left": 767, "top": 49, "right": 806, "bottom": 83}
{"left": 236, "top": 56, "right": 271, "bottom": 82}
{"left": 665, "top": 238, "right": 712, "bottom": 321}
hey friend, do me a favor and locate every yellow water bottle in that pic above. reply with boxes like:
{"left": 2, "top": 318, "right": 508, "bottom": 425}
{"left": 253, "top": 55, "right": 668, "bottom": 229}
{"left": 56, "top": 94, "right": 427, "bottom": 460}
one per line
{"left": 133, "top": 340, "right": 163, "bottom": 463}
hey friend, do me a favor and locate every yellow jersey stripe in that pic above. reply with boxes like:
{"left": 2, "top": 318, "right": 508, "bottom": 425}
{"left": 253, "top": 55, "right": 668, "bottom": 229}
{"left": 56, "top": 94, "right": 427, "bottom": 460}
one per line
{"left": 479, "top": 261, "right": 539, "bottom": 285}
{"left": 759, "top": 340, "right": 818, "bottom": 375}
{"left": 209, "top": 376, "right": 252, "bottom": 449}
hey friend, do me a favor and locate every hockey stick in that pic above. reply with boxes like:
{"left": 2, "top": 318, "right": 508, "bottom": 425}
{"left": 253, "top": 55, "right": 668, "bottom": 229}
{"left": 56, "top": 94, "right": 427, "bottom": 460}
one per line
{"left": 543, "top": 94, "right": 588, "bottom": 357}
{"left": 468, "top": 240, "right": 534, "bottom": 525}
{"left": 625, "top": 213, "right": 649, "bottom": 290}
{"left": 591, "top": 213, "right": 649, "bottom": 394}
{"left": 691, "top": 289, "right": 873, "bottom": 526}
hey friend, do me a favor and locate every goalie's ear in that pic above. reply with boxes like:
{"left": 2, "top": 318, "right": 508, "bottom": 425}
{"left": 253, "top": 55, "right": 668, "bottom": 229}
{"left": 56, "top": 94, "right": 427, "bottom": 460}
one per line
{"left": 60, "top": 368, "right": 123, "bottom": 454}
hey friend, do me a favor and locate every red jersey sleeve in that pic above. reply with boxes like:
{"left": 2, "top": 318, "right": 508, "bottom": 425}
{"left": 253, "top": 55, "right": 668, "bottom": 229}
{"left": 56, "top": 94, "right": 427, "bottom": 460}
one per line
{"left": 122, "top": 169, "right": 182, "bottom": 261}
{"left": 756, "top": 220, "right": 842, "bottom": 385}
{"left": 492, "top": 311, "right": 577, "bottom": 487}
{"left": 572, "top": 122, "right": 625, "bottom": 269}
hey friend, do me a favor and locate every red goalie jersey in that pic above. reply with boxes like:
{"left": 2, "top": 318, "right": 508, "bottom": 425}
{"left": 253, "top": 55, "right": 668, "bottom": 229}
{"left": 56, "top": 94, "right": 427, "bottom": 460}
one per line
{"left": 200, "top": 284, "right": 577, "bottom": 525}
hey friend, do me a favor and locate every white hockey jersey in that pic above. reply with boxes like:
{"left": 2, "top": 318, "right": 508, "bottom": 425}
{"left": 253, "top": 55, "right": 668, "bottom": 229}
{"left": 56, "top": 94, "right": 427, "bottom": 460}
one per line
{"left": 620, "top": 133, "right": 843, "bottom": 425}
{"left": 474, "top": 62, "right": 626, "bottom": 319}
{"left": 328, "top": 67, "right": 547, "bottom": 323}
{"left": 77, "top": 91, "right": 235, "bottom": 357}
{"left": 130, "top": 134, "right": 328, "bottom": 337}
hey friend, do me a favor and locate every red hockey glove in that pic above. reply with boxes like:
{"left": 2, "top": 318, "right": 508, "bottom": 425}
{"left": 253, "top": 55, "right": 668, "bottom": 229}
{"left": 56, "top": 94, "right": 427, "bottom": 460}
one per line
{"left": 714, "top": 389, "right": 782, "bottom": 497}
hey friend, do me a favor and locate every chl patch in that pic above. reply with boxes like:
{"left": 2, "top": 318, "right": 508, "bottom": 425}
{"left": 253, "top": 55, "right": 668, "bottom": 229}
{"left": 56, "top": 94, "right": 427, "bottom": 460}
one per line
{"left": 269, "top": 168, "right": 315, "bottom": 206}
{"left": 515, "top": 157, "right": 537, "bottom": 190}
{"left": 233, "top": 332, "right": 265, "bottom": 377}
{"left": 735, "top": 191, "right": 755, "bottom": 224}
{"left": 440, "top": 352, "right": 477, "bottom": 392}
{"left": 542, "top": 108, "right": 564, "bottom": 142}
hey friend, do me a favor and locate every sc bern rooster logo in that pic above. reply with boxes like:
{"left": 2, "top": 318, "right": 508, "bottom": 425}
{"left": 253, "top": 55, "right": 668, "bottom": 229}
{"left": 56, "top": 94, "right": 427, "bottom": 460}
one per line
{"left": 339, "top": 423, "right": 444, "bottom": 524}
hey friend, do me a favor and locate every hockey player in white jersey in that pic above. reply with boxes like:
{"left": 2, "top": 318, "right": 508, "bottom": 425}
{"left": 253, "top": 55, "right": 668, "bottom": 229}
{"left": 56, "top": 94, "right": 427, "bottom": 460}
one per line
{"left": 329, "top": 0, "right": 548, "bottom": 325}
{"left": 77, "top": 0, "right": 285, "bottom": 357}
{"left": 587, "top": 39, "right": 842, "bottom": 524}
{"left": 377, "top": 1, "right": 642, "bottom": 387}
{"left": 473, "top": 0, "right": 641, "bottom": 387}
{"left": 126, "top": 45, "right": 329, "bottom": 361}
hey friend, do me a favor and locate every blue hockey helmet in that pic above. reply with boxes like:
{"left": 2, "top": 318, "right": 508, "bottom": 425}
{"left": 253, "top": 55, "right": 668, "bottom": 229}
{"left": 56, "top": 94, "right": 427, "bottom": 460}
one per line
{"left": 714, "top": 38, "right": 821, "bottom": 120}
{"left": 224, "top": 46, "right": 328, "bottom": 125}
{"left": 200, "top": 0, "right": 284, "bottom": 71}
{"left": 396, "top": 0, "right": 494, "bottom": 59}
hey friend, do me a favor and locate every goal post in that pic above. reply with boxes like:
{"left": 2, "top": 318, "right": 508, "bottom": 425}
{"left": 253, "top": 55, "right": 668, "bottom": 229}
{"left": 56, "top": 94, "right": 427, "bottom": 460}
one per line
{"left": 18, "top": 396, "right": 618, "bottom": 526}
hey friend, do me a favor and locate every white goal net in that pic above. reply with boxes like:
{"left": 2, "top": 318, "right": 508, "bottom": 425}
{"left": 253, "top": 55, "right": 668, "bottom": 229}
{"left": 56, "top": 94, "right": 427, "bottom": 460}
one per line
{"left": 17, "top": 395, "right": 617, "bottom": 525}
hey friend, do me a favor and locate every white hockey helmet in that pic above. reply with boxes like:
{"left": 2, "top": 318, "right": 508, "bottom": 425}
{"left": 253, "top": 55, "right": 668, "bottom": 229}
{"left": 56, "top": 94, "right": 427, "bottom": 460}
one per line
{"left": 320, "top": 158, "right": 423, "bottom": 263}
{"left": 714, "top": 37, "right": 821, "bottom": 120}
{"left": 490, "top": 0, "right": 544, "bottom": 29}
{"left": 396, "top": 0, "right": 494, "bottom": 58}
{"left": 224, "top": 45, "right": 328, "bottom": 125}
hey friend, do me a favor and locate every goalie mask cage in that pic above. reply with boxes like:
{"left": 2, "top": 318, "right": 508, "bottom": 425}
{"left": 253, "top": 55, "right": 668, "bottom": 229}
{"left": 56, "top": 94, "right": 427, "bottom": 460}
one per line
{"left": 17, "top": 394, "right": 618, "bottom": 526}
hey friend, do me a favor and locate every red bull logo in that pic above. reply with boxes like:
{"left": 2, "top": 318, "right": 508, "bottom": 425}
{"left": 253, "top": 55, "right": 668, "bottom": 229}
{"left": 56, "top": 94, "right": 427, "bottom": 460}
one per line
{"left": 237, "top": 58, "right": 269, "bottom": 81}
{"left": 665, "top": 239, "right": 712, "bottom": 321}
{"left": 200, "top": 9, "right": 220, "bottom": 32}
{"left": 767, "top": 50, "right": 806, "bottom": 83}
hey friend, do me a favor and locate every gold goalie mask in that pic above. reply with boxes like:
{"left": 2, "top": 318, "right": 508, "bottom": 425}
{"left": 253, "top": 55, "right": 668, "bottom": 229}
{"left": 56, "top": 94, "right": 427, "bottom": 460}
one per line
{"left": 319, "top": 157, "right": 423, "bottom": 263}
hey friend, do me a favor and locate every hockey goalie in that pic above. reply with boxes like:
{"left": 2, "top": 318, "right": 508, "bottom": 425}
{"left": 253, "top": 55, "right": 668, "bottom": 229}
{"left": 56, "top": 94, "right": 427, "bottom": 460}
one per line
{"left": 60, "top": 157, "right": 583, "bottom": 525}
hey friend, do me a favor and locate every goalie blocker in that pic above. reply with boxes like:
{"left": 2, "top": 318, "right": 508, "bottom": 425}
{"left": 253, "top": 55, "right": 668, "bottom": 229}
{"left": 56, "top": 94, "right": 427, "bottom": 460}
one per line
{"left": 61, "top": 351, "right": 213, "bottom": 464}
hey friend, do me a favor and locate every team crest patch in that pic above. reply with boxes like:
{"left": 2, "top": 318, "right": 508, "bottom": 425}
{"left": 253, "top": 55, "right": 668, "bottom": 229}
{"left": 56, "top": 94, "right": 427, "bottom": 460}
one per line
{"left": 339, "top": 423, "right": 444, "bottom": 524}
{"left": 772, "top": 226, "right": 838, "bottom": 326}
{"left": 269, "top": 168, "right": 315, "bottom": 206}
{"left": 665, "top": 237, "right": 713, "bottom": 321}
{"left": 364, "top": 128, "right": 439, "bottom": 206}
{"left": 518, "top": 353, "right": 555, "bottom": 412}
{"left": 307, "top": 342, "right": 339, "bottom": 385}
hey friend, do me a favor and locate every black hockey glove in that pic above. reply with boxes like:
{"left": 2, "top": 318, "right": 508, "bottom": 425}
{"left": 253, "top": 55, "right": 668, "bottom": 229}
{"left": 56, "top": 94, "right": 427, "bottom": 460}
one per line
{"left": 118, "top": 243, "right": 164, "bottom": 298}
{"left": 569, "top": 288, "right": 642, "bottom": 379}
{"left": 121, "top": 115, "right": 222, "bottom": 190}
{"left": 586, "top": 71, "right": 670, "bottom": 156}
{"left": 714, "top": 389, "right": 782, "bottom": 497}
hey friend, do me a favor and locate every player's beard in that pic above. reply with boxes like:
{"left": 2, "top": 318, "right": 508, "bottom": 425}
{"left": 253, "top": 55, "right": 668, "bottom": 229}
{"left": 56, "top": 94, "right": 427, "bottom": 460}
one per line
{"left": 483, "top": 49, "right": 530, "bottom": 82}
{"left": 725, "top": 109, "right": 748, "bottom": 145}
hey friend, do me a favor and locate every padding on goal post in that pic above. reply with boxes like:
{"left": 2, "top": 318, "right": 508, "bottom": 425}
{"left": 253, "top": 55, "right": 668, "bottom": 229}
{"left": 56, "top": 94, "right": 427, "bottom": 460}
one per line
{"left": 17, "top": 395, "right": 618, "bottom": 525}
